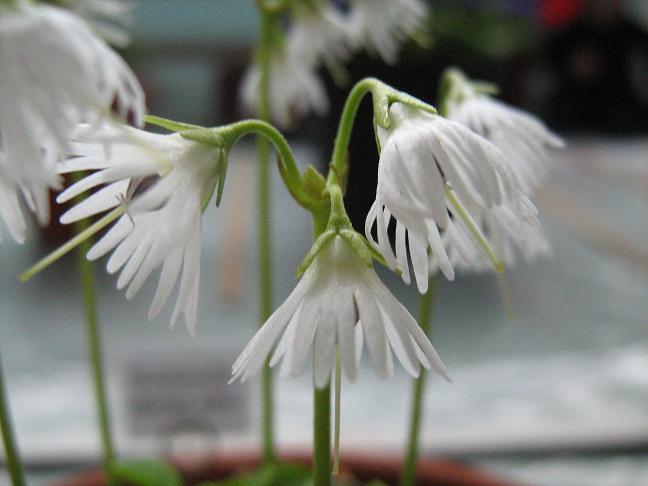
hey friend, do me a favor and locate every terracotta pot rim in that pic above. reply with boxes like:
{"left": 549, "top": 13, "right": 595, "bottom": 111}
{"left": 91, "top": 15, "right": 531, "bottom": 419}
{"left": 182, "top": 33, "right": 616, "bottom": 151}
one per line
{"left": 54, "top": 449, "right": 524, "bottom": 486}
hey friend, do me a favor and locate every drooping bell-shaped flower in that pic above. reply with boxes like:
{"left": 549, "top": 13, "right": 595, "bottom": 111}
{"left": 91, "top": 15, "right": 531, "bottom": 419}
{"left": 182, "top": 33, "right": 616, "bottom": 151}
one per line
{"left": 240, "top": 46, "right": 328, "bottom": 129}
{"left": 286, "top": 0, "right": 353, "bottom": 72}
{"left": 348, "top": 0, "right": 428, "bottom": 65}
{"left": 437, "top": 69, "right": 563, "bottom": 271}
{"left": 57, "top": 124, "right": 222, "bottom": 334}
{"left": 445, "top": 70, "right": 564, "bottom": 194}
{"left": 0, "top": 0, "right": 145, "bottom": 242}
{"left": 366, "top": 102, "right": 528, "bottom": 292}
{"left": 66, "top": 0, "right": 135, "bottom": 47}
{"left": 231, "top": 234, "right": 450, "bottom": 389}
{"left": 0, "top": 161, "right": 26, "bottom": 244}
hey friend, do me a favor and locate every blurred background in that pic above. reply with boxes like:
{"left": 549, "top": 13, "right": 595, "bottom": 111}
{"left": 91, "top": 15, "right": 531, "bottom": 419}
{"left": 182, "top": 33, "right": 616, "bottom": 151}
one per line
{"left": 1, "top": 0, "right": 647, "bottom": 484}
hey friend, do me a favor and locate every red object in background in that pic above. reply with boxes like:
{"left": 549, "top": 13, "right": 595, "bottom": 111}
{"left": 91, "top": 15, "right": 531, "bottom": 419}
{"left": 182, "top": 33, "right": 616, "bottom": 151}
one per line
{"left": 539, "top": 0, "right": 583, "bottom": 29}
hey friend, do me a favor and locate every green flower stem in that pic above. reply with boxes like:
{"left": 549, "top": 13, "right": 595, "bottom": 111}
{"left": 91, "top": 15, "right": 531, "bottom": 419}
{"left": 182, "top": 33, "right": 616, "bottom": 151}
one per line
{"left": 328, "top": 78, "right": 381, "bottom": 187}
{"left": 313, "top": 385, "right": 331, "bottom": 486}
{"left": 222, "top": 120, "right": 325, "bottom": 213}
{"left": 20, "top": 206, "right": 126, "bottom": 283}
{"left": 73, "top": 186, "right": 118, "bottom": 486}
{"left": 309, "top": 206, "right": 334, "bottom": 486}
{"left": 399, "top": 277, "right": 436, "bottom": 486}
{"left": 256, "top": 7, "right": 276, "bottom": 465}
{"left": 0, "top": 351, "right": 26, "bottom": 486}
{"left": 332, "top": 348, "right": 341, "bottom": 476}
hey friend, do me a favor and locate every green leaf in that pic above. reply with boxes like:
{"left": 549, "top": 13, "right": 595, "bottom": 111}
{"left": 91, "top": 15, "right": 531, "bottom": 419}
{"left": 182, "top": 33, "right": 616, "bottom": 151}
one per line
{"left": 198, "top": 462, "right": 311, "bottom": 486}
{"left": 111, "top": 459, "right": 183, "bottom": 486}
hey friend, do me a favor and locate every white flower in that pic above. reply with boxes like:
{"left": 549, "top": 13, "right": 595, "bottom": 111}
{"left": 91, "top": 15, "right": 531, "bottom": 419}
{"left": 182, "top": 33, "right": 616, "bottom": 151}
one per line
{"left": 432, "top": 197, "right": 550, "bottom": 274}
{"left": 349, "top": 0, "right": 428, "bottom": 65}
{"left": 67, "top": 0, "right": 135, "bottom": 47}
{"left": 240, "top": 49, "right": 328, "bottom": 129}
{"left": 440, "top": 73, "right": 563, "bottom": 271}
{"left": 0, "top": 162, "right": 26, "bottom": 244}
{"left": 57, "top": 124, "right": 221, "bottom": 334}
{"left": 231, "top": 235, "right": 450, "bottom": 389}
{"left": 286, "top": 1, "right": 353, "bottom": 71}
{"left": 0, "top": 0, "right": 145, "bottom": 236}
{"left": 365, "top": 102, "right": 528, "bottom": 292}
{"left": 447, "top": 90, "right": 564, "bottom": 193}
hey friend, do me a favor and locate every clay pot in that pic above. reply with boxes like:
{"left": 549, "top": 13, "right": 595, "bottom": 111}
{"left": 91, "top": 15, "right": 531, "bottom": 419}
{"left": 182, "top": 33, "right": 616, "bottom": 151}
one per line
{"left": 54, "top": 451, "right": 523, "bottom": 486}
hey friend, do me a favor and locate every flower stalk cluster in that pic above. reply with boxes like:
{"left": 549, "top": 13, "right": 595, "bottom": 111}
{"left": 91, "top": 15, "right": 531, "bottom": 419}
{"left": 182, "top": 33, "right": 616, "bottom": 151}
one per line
{"left": 16, "top": 69, "right": 561, "bottom": 485}
{"left": 2, "top": 1, "right": 564, "bottom": 483}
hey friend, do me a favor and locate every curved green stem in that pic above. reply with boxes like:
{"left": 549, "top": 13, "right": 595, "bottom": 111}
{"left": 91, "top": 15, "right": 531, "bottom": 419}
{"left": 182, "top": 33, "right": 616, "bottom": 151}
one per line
{"left": 222, "top": 120, "right": 325, "bottom": 213}
{"left": 400, "top": 278, "right": 436, "bottom": 486}
{"left": 0, "top": 351, "right": 26, "bottom": 486}
{"left": 328, "top": 78, "right": 381, "bottom": 187}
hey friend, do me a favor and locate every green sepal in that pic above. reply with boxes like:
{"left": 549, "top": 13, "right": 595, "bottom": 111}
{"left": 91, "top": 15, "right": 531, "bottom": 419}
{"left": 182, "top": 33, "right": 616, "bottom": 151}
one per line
{"left": 370, "top": 85, "right": 392, "bottom": 129}
{"left": 365, "top": 241, "right": 390, "bottom": 269}
{"left": 145, "top": 114, "right": 202, "bottom": 132}
{"left": 215, "top": 148, "right": 229, "bottom": 207}
{"left": 199, "top": 148, "right": 228, "bottom": 211}
{"left": 180, "top": 127, "right": 226, "bottom": 148}
{"left": 296, "top": 229, "right": 336, "bottom": 277}
{"left": 438, "top": 67, "right": 499, "bottom": 116}
{"left": 372, "top": 117, "right": 382, "bottom": 154}
{"left": 110, "top": 459, "right": 182, "bottom": 486}
{"left": 302, "top": 164, "right": 327, "bottom": 201}
{"left": 369, "top": 81, "right": 437, "bottom": 129}
{"left": 339, "top": 229, "right": 373, "bottom": 267}
{"left": 387, "top": 89, "right": 437, "bottom": 117}
{"left": 472, "top": 80, "right": 500, "bottom": 96}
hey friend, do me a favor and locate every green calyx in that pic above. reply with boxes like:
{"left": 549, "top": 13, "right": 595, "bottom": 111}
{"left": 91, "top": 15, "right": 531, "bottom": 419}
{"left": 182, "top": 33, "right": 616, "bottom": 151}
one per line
{"left": 438, "top": 67, "right": 499, "bottom": 116}
{"left": 145, "top": 114, "right": 202, "bottom": 132}
{"left": 302, "top": 165, "right": 328, "bottom": 202}
{"left": 295, "top": 227, "right": 375, "bottom": 278}
{"left": 146, "top": 116, "right": 232, "bottom": 208}
{"left": 366, "top": 78, "right": 437, "bottom": 130}
{"left": 297, "top": 179, "right": 378, "bottom": 277}
{"left": 296, "top": 229, "right": 336, "bottom": 277}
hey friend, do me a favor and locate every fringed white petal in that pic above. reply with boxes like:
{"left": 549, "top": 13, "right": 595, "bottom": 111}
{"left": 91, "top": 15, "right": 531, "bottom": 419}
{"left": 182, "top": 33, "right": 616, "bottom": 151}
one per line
{"left": 231, "top": 236, "right": 448, "bottom": 388}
